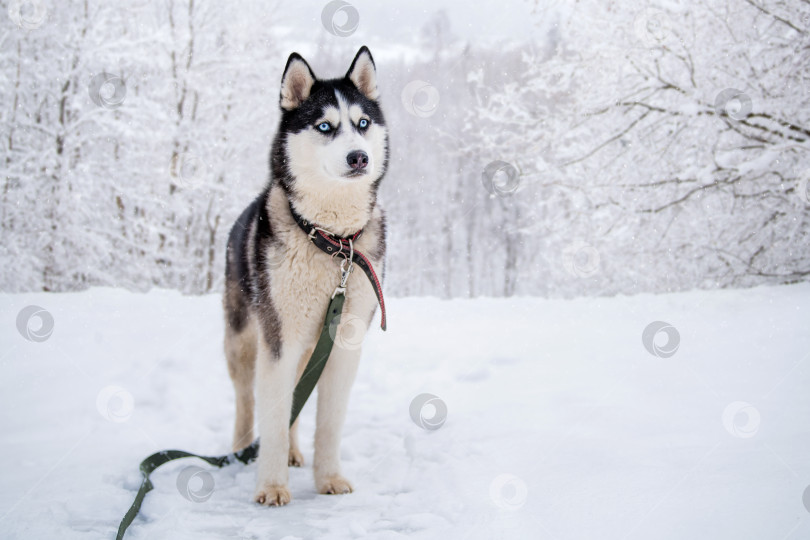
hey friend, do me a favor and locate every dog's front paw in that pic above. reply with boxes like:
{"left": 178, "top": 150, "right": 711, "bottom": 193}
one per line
{"left": 317, "top": 474, "right": 354, "bottom": 495}
{"left": 289, "top": 447, "right": 304, "bottom": 467}
{"left": 254, "top": 484, "right": 292, "bottom": 506}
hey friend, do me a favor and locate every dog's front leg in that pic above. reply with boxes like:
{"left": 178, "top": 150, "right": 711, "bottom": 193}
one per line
{"left": 313, "top": 340, "right": 362, "bottom": 495}
{"left": 254, "top": 339, "right": 301, "bottom": 506}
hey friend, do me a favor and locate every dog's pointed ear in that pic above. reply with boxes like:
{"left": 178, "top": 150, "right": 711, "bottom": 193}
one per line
{"left": 346, "top": 46, "right": 378, "bottom": 100}
{"left": 280, "top": 53, "right": 316, "bottom": 110}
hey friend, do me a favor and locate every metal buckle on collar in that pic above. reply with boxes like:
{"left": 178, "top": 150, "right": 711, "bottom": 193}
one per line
{"left": 308, "top": 226, "right": 339, "bottom": 243}
{"left": 330, "top": 237, "right": 354, "bottom": 263}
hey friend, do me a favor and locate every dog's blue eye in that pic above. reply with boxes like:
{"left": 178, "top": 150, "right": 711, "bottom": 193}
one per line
{"left": 358, "top": 119, "right": 369, "bottom": 129}
{"left": 317, "top": 122, "right": 331, "bottom": 132}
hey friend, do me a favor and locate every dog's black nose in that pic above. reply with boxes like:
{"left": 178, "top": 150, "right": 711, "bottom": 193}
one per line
{"left": 347, "top": 150, "right": 369, "bottom": 170}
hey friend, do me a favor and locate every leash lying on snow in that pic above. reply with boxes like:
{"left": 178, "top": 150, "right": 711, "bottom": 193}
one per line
{"left": 116, "top": 293, "right": 344, "bottom": 539}
{"left": 117, "top": 216, "right": 385, "bottom": 539}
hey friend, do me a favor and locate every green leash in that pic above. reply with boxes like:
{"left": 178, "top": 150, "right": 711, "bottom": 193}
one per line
{"left": 116, "top": 292, "right": 346, "bottom": 540}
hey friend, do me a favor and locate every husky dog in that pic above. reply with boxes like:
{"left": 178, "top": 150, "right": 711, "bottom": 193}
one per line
{"left": 223, "top": 46, "right": 388, "bottom": 506}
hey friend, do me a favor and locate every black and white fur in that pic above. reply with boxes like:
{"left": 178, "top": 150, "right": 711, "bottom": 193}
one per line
{"left": 223, "top": 47, "right": 388, "bottom": 505}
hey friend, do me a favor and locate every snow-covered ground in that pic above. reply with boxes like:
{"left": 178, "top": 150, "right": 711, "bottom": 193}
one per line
{"left": 1, "top": 284, "right": 809, "bottom": 539}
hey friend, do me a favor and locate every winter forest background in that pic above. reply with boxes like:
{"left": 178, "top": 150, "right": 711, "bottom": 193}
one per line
{"left": 1, "top": 0, "right": 808, "bottom": 298}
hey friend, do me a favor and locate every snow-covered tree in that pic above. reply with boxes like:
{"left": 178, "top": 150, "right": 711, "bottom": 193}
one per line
{"left": 463, "top": 0, "right": 810, "bottom": 296}
{"left": 1, "top": 1, "right": 806, "bottom": 298}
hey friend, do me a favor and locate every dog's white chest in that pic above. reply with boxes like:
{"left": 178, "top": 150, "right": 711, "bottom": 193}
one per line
{"left": 266, "top": 231, "right": 379, "bottom": 346}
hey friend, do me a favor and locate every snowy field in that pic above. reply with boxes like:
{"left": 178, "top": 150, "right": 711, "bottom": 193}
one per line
{"left": 1, "top": 284, "right": 809, "bottom": 539}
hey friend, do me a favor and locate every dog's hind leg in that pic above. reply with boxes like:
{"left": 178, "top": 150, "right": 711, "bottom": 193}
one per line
{"left": 223, "top": 269, "right": 257, "bottom": 452}
{"left": 288, "top": 418, "right": 304, "bottom": 467}
{"left": 225, "top": 318, "right": 257, "bottom": 452}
